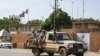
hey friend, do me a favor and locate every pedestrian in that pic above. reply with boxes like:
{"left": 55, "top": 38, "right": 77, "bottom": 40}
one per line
{"left": 32, "top": 30, "right": 36, "bottom": 38}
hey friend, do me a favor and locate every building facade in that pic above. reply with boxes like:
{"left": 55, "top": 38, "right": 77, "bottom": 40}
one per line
{"left": 8, "top": 21, "right": 100, "bottom": 34}
{"left": 72, "top": 21, "right": 100, "bottom": 32}
{"left": 8, "top": 24, "right": 41, "bottom": 34}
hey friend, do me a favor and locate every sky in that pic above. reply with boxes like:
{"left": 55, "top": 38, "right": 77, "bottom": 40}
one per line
{"left": 0, "top": 0, "right": 100, "bottom": 23}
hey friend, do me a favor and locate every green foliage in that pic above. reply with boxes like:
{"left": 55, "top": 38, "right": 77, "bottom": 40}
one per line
{"left": 73, "top": 18, "right": 100, "bottom": 22}
{"left": 9, "top": 15, "right": 20, "bottom": 24}
{"left": 42, "top": 9, "right": 72, "bottom": 31}
{"left": 42, "top": 19, "right": 52, "bottom": 31}
{"left": 27, "top": 19, "right": 43, "bottom": 25}
{"left": 0, "top": 15, "right": 20, "bottom": 30}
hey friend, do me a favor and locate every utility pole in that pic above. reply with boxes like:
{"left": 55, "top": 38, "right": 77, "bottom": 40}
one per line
{"left": 72, "top": 1, "right": 74, "bottom": 20}
{"left": 77, "top": 6, "right": 79, "bottom": 18}
{"left": 54, "top": 0, "right": 62, "bottom": 32}
{"left": 83, "top": 0, "right": 84, "bottom": 19}
{"left": 54, "top": 0, "right": 57, "bottom": 32}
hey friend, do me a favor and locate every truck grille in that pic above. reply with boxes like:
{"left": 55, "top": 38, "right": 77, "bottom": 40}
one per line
{"left": 73, "top": 43, "right": 83, "bottom": 48}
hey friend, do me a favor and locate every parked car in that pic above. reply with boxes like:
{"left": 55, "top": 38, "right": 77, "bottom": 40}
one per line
{"left": 0, "top": 40, "right": 13, "bottom": 48}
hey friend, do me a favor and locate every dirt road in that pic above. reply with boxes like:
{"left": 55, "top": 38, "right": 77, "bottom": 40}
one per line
{"left": 0, "top": 48, "right": 99, "bottom": 56}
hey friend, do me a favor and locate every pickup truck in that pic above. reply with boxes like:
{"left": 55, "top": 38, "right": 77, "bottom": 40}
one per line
{"left": 27, "top": 31, "right": 87, "bottom": 56}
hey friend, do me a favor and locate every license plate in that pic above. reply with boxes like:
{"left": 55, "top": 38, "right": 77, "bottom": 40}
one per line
{"left": 78, "top": 49, "right": 83, "bottom": 51}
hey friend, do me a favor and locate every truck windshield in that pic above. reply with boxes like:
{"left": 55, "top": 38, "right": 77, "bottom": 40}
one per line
{"left": 56, "top": 33, "right": 70, "bottom": 41}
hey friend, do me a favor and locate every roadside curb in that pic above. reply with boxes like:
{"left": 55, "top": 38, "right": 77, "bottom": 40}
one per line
{"left": 86, "top": 51, "right": 100, "bottom": 54}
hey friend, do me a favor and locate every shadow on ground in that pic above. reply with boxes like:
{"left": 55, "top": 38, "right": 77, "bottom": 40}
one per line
{"left": 41, "top": 55, "right": 59, "bottom": 56}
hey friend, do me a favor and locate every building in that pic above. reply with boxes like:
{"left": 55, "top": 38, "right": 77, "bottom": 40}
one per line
{"left": 8, "top": 21, "right": 100, "bottom": 34}
{"left": 72, "top": 21, "right": 100, "bottom": 32}
{"left": 8, "top": 24, "right": 41, "bottom": 34}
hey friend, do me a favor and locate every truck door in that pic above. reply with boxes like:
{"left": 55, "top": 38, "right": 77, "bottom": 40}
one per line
{"left": 45, "top": 33, "right": 58, "bottom": 52}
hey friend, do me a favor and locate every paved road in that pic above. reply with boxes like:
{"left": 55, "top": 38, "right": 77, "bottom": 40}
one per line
{"left": 0, "top": 48, "right": 99, "bottom": 56}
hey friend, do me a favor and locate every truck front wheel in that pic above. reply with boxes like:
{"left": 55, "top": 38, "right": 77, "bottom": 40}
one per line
{"left": 75, "top": 53, "right": 84, "bottom": 56}
{"left": 59, "top": 48, "right": 68, "bottom": 56}
{"left": 33, "top": 48, "right": 40, "bottom": 56}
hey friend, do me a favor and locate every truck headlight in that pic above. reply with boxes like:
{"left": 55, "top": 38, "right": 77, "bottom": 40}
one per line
{"left": 68, "top": 44, "right": 73, "bottom": 48}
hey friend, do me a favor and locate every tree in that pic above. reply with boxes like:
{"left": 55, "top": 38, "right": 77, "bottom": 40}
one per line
{"left": 9, "top": 15, "right": 20, "bottom": 24}
{"left": 0, "top": 19, "right": 5, "bottom": 30}
{"left": 42, "top": 8, "right": 72, "bottom": 31}
{"left": 27, "top": 19, "right": 43, "bottom": 25}
{"left": 42, "top": 19, "right": 52, "bottom": 31}
{"left": 0, "top": 15, "right": 20, "bottom": 30}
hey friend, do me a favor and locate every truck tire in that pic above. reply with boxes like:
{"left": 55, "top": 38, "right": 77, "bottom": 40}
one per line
{"left": 48, "top": 53, "right": 54, "bottom": 56}
{"left": 59, "top": 48, "right": 68, "bottom": 56}
{"left": 0, "top": 45, "right": 4, "bottom": 48}
{"left": 75, "top": 53, "right": 84, "bottom": 56}
{"left": 33, "top": 48, "right": 41, "bottom": 56}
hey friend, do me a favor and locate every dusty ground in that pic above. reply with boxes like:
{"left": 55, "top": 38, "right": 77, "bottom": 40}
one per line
{"left": 0, "top": 48, "right": 99, "bottom": 56}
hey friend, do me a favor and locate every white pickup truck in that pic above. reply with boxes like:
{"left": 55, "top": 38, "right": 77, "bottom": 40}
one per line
{"left": 27, "top": 31, "right": 87, "bottom": 56}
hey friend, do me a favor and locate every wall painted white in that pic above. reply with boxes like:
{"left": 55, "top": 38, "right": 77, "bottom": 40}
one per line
{"left": 76, "top": 33, "right": 90, "bottom": 50}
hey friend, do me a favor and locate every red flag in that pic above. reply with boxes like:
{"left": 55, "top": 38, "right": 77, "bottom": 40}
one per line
{"left": 25, "top": 9, "right": 29, "bottom": 14}
{"left": 19, "top": 11, "right": 25, "bottom": 17}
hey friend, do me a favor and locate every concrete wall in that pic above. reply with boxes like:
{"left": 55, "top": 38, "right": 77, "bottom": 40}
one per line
{"left": 11, "top": 34, "right": 31, "bottom": 48}
{"left": 76, "top": 33, "right": 90, "bottom": 50}
{"left": 10, "top": 30, "right": 100, "bottom": 52}
{"left": 61, "top": 29, "right": 100, "bottom": 52}
{"left": 90, "top": 32, "right": 100, "bottom": 52}
{"left": 88, "top": 24, "right": 98, "bottom": 29}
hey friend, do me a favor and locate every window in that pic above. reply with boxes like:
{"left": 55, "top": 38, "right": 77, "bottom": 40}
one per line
{"left": 48, "top": 34, "right": 55, "bottom": 41}
{"left": 56, "top": 33, "right": 70, "bottom": 41}
{"left": 48, "top": 33, "right": 70, "bottom": 41}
